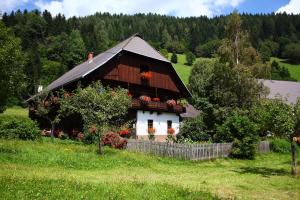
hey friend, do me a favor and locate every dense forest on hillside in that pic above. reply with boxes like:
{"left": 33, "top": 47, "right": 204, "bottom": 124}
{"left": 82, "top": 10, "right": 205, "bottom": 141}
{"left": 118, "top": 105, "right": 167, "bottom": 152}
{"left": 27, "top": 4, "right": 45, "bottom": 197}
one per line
{"left": 1, "top": 10, "right": 300, "bottom": 103}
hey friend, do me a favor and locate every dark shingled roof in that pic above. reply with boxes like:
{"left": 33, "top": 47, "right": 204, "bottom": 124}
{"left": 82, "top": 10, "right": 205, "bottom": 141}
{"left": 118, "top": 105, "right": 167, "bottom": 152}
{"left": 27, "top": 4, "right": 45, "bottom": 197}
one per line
{"left": 46, "top": 33, "right": 170, "bottom": 91}
{"left": 261, "top": 79, "right": 300, "bottom": 104}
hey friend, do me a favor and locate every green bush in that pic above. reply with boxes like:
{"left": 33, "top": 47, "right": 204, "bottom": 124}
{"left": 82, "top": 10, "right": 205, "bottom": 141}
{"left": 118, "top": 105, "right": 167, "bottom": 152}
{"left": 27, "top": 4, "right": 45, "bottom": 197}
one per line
{"left": 177, "top": 115, "right": 210, "bottom": 142}
{"left": 270, "top": 138, "right": 291, "bottom": 153}
{"left": 215, "top": 113, "right": 259, "bottom": 159}
{"left": 0, "top": 116, "right": 41, "bottom": 140}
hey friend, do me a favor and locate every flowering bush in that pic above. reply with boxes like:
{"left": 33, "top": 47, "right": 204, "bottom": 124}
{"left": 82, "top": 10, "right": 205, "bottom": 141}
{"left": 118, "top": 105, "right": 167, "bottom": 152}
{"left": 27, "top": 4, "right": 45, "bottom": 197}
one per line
{"left": 119, "top": 129, "right": 130, "bottom": 136}
{"left": 167, "top": 128, "right": 175, "bottom": 135}
{"left": 77, "top": 132, "right": 84, "bottom": 141}
{"left": 139, "top": 95, "right": 151, "bottom": 104}
{"left": 88, "top": 125, "right": 97, "bottom": 134}
{"left": 148, "top": 127, "right": 156, "bottom": 140}
{"left": 152, "top": 97, "right": 160, "bottom": 102}
{"left": 166, "top": 99, "right": 176, "bottom": 107}
{"left": 140, "top": 71, "right": 152, "bottom": 80}
{"left": 102, "top": 131, "right": 128, "bottom": 149}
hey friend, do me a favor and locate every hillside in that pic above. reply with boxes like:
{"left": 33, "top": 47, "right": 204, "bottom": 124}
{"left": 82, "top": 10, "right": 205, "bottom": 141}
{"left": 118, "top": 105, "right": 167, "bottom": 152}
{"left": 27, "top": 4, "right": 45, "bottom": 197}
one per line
{"left": 169, "top": 55, "right": 300, "bottom": 85}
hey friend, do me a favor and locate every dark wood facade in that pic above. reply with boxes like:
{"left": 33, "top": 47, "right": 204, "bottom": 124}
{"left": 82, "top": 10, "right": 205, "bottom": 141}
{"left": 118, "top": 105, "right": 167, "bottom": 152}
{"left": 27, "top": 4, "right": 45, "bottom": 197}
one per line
{"left": 81, "top": 51, "right": 188, "bottom": 113}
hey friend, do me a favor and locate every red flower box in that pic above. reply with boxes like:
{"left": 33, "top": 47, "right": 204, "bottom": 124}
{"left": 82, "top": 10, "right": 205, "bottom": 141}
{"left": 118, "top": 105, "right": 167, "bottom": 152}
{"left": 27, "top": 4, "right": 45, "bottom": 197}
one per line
{"left": 119, "top": 129, "right": 130, "bottom": 136}
{"left": 166, "top": 99, "right": 176, "bottom": 107}
{"left": 152, "top": 97, "right": 160, "bottom": 102}
{"left": 140, "top": 72, "right": 152, "bottom": 80}
{"left": 139, "top": 95, "right": 151, "bottom": 104}
{"left": 148, "top": 127, "right": 156, "bottom": 134}
{"left": 167, "top": 128, "right": 175, "bottom": 135}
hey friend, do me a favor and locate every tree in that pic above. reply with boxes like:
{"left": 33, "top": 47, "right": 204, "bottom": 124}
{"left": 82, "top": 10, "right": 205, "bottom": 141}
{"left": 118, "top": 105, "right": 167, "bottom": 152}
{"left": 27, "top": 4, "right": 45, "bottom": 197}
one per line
{"left": 0, "top": 22, "right": 26, "bottom": 112}
{"left": 215, "top": 112, "right": 259, "bottom": 159}
{"left": 250, "top": 98, "right": 298, "bottom": 175}
{"left": 177, "top": 115, "right": 210, "bottom": 143}
{"left": 171, "top": 52, "right": 177, "bottom": 63}
{"left": 65, "top": 30, "right": 86, "bottom": 69}
{"left": 59, "top": 82, "right": 131, "bottom": 154}
{"left": 45, "top": 31, "right": 86, "bottom": 70}
{"left": 218, "top": 12, "right": 270, "bottom": 79}
{"left": 283, "top": 43, "right": 300, "bottom": 63}
{"left": 185, "top": 51, "right": 196, "bottom": 66}
{"left": 35, "top": 92, "right": 61, "bottom": 140}
{"left": 159, "top": 49, "right": 169, "bottom": 59}
{"left": 39, "top": 59, "right": 67, "bottom": 86}
{"left": 195, "top": 39, "right": 221, "bottom": 57}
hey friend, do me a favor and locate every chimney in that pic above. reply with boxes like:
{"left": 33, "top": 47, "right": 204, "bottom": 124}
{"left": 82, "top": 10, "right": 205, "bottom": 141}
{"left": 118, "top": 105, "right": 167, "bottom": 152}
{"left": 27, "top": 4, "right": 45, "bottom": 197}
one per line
{"left": 88, "top": 52, "right": 94, "bottom": 63}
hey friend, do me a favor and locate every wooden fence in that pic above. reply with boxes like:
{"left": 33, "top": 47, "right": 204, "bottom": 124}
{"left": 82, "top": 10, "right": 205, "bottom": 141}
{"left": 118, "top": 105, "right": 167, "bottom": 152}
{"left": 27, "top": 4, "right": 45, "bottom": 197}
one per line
{"left": 126, "top": 140, "right": 270, "bottom": 161}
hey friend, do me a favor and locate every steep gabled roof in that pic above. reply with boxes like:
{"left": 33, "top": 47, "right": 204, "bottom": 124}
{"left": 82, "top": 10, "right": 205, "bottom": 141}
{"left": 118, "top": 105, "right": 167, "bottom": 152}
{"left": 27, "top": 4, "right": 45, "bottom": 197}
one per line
{"left": 261, "top": 79, "right": 300, "bottom": 104}
{"left": 45, "top": 33, "right": 170, "bottom": 91}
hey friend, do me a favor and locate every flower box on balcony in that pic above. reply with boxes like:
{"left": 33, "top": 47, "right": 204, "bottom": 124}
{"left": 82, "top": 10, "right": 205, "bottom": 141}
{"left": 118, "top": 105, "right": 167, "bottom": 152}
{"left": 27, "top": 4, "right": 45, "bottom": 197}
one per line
{"left": 139, "top": 95, "right": 151, "bottom": 105}
{"left": 166, "top": 99, "right": 176, "bottom": 107}
{"left": 140, "top": 71, "right": 152, "bottom": 80}
{"left": 152, "top": 97, "right": 160, "bottom": 102}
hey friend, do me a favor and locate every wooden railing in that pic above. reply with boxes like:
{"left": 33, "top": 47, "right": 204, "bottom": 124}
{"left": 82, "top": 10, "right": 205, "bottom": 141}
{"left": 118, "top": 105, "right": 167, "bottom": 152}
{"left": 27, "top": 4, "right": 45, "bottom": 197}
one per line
{"left": 131, "top": 99, "right": 185, "bottom": 113}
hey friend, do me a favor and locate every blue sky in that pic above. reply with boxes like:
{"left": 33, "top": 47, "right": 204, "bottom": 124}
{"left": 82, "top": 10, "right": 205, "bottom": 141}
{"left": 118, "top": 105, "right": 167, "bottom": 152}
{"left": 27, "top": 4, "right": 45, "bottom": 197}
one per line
{"left": 1, "top": 0, "right": 299, "bottom": 18}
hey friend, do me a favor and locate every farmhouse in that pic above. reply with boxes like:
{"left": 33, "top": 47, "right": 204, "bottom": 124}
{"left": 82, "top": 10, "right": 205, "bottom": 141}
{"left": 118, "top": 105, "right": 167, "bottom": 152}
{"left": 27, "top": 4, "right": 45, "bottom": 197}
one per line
{"left": 29, "top": 33, "right": 193, "bottom": 141}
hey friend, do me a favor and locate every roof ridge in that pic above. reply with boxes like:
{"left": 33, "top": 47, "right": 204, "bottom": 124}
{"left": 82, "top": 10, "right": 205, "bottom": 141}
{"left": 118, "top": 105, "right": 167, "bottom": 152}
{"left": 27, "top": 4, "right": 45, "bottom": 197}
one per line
{"left": 122, "top": 33, "right": 140, "bottom": 49}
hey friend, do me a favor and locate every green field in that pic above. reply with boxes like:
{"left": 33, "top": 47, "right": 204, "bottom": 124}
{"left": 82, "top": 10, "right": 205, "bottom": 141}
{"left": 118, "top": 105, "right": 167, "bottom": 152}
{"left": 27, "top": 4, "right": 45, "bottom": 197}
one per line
{"left": 271, "top": 57, "right": 300, "bottom": 81}
{"left": 0, "top": 138, "right": 299, "bottom": 200}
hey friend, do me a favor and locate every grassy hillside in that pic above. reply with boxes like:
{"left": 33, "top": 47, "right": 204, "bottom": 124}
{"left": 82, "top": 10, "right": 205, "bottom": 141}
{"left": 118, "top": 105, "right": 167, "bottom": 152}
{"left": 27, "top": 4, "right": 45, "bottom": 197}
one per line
{"left": 168, "top": 55, "right": 300, "bottom": 84}
{"left": 167, "top": 53, "right": 192, "bottom": 85}
{"left": 271, "top": 57, "right": 300, "bottom": 82}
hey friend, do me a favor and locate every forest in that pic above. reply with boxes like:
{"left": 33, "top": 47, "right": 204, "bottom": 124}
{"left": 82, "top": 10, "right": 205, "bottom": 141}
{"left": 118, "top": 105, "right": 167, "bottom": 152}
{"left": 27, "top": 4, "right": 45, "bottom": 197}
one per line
{"left": 1, "top": 10, "right": 300, "bottom": 107}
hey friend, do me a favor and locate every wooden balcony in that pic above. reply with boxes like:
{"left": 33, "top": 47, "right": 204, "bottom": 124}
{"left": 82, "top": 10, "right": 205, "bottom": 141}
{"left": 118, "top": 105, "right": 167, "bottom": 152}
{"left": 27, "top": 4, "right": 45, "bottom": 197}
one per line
{"left": 131, "top": 99, "right": 185, "bottom": 113}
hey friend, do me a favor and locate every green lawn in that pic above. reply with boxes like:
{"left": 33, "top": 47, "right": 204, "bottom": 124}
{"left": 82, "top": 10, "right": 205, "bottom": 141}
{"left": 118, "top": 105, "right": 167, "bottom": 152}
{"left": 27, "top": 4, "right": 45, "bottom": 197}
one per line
{"left": 271, "top": 57, "right": 300, "bottom": 82}
{"left": 0, "top": 138, "right": 299, "bottom": 200}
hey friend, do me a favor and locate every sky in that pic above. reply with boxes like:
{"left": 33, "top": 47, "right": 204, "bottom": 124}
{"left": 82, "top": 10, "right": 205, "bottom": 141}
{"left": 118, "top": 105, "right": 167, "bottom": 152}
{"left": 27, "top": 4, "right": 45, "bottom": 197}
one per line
{"left": 0, "top": 0, "right": 299, "bottom": 18}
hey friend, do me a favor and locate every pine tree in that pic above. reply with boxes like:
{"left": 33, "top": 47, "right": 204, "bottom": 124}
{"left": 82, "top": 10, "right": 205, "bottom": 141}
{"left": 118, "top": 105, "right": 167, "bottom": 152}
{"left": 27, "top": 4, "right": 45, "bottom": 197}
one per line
{"left": 171, "top": 52, "right": 177, "bottom": 63}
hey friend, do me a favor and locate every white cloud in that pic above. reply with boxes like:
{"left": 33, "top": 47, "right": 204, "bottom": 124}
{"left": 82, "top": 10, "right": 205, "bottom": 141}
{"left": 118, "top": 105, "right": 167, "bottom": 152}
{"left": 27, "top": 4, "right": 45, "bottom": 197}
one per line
{"left": 34, "top": 0, "right": 244, "bottom": 18}
{"left": 0, "top": 0, "right": 29, "bottom": 12}
{"left": 276, "top": 0, "right": 300, "bottom": 14}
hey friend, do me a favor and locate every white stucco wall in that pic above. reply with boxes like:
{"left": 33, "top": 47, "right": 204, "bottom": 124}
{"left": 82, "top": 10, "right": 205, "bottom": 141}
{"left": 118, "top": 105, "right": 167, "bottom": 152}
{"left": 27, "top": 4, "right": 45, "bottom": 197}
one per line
{"left": 136, "top": 110, "right": 179, "bottom": 136}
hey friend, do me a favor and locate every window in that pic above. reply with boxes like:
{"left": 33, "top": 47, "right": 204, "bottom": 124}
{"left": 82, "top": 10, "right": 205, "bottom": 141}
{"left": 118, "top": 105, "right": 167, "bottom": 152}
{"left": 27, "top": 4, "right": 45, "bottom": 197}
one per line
{"left": 148, "top": 120, "right": 153, "bottom": 129}
{"left": 167, "top": 120, "right": 172, "bottom": 129}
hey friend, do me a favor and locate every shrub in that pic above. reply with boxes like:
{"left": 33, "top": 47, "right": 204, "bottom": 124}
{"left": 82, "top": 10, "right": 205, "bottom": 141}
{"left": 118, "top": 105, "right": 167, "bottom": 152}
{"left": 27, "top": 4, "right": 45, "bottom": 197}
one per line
{"left": 185, "top": 51, "right": 196, "bottom": 66}
{"left": 177, "top": 115, "right": 210, "bottom": 142}
{"left": 270, "top": 138, "right": 291, "bottom": 153}
{"left": 215, "top": 113, "right": 259, "bottom": 159}
{"left": 0, "top": 116, "right": 41, "bottom": 140}
{"left": 102, "top": 132, "right": 127, "bottom": 149}
{"left": 171, "top": 52, "right": 177, "bottom": 63}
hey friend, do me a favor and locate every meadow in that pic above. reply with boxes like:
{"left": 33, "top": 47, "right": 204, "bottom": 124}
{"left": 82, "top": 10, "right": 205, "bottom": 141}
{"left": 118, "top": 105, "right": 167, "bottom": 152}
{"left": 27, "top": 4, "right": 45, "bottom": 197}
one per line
{"left": 168, "top": 54, "right": 300, "bottom": 85}
{"left": 0, "top": 107, "right": 299, "bottom": 200}
{"left": 271, "top": 57, "right": 300, "bottom": 82}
